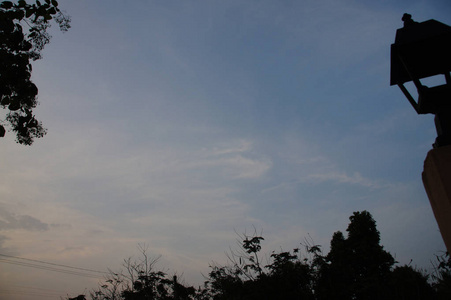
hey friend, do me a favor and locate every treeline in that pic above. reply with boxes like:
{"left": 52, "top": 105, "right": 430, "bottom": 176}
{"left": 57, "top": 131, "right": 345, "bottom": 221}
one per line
{"left": 67, "top": 211, "right": 451, "bottom": 300}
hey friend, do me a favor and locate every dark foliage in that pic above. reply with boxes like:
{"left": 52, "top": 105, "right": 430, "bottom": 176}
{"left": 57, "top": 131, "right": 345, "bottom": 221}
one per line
{"left": 89, "top": 245, "right": 197, "bottom": 300}
{"left": 202, "top": 230, "right": 315, "bottom": 300}
{"left": 388, "top": 265, "right": 435, "bottom": 300}
{"left": 68, "top": 211, "right": 451, "bottom": 300}
{"left": 0, "top": 0, "right": 70, "bottom": 144}
{"left": 315, "top": 211, "right": 396, "bottom": 300}
{"left": 432, "top": 252, "right": 451, "bottom": 299}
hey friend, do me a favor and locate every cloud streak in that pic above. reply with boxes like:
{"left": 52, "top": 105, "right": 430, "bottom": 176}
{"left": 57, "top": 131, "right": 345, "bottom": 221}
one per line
{"left": 0, "top": 206, "right": 49, "bottom": 232}
{"left": 306, "top": 171, "right": 383, "bottom": 189}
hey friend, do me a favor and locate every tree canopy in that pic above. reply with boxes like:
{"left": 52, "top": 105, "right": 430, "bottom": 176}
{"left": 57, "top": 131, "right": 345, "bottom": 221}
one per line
{"left": 0, "top": 0, "right": 70, "bottom": 145}
{"left": 67, "top": 211, "right": 451, "bottom": 300}
{"left": 315, "top": 211, "right": 396, "bottom": 299}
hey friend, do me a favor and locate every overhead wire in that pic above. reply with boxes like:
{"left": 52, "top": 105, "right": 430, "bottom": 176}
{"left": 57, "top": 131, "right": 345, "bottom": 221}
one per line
{"left": 0, "top": 258, "right": 101, "bottom": 278}
{"left": 0, "top": 252, "right": 109, "bottom": 297}
{"left": 0, "top": 253, "right": 109, "bottom": 274}
{"left": 0, "top": 253, "right": 110, "bottom": 280}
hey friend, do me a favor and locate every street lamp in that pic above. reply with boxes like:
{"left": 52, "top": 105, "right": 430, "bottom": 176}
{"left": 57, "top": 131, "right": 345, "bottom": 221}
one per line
{"left": 391, "top": 14, "right": 451, "bottom": 252}
{"left": 390, "top": 13, "right": 451, "bottom": 148}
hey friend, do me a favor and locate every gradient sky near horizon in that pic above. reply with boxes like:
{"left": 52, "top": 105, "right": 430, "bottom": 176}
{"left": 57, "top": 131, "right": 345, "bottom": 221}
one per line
{"left": 1, "top": 0, "right": 451, "bottom": 298}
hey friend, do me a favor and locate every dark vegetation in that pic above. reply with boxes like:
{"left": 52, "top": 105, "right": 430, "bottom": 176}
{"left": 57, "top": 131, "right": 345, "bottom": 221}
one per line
{"left": 0, "top": 0, "right": 70, "bottom": 144}
{"left": 66, "top": 211, "right": 451, "bottom": 300}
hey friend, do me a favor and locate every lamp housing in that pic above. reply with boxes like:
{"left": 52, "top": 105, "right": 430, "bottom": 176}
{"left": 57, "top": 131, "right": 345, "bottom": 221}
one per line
{"left": 391, "top": 14, "right": 451, "bottom": 147}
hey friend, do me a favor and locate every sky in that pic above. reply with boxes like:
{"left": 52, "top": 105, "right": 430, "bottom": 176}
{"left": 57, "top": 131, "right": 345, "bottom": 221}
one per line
{"left": 1, "top": 0, "right": 451, "bottom": 298}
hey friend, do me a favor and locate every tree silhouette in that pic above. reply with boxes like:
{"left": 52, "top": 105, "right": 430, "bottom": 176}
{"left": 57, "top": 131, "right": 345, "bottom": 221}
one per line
{"left": 315, "top": 211, "right": 396, "bottom": 300}
{"left": 388, "top": 265, "right": 435, "bottom": 300}
{"left": 90, "top": 244, "right": 196, "bottom": 300}
{"left": 67, "top": 211, "right": 451, "bottom": 299}
{"left": 203, "top": 230, "right": 314, "bottom": 300}
{"left": 432, "top": 252, "right": 451, "bottom": 299}
{"left": 0, "top": 0, "right": 70, "bottom": 144}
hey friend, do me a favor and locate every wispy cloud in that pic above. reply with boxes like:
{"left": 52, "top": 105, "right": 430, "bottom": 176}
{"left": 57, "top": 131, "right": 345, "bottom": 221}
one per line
{"left": 306, "top": 171, "right": 383, "bottom": 189}
{"left": 0, "top": 206, "right": 49, "bottom": 231}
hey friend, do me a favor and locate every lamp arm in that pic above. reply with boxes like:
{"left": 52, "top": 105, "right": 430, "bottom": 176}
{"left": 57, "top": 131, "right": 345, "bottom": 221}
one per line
{"left": 398, "top": 83, "right": 420, "bottom": 113}
{"left": 445, "top": 72, "right": 451, "bottom": 85}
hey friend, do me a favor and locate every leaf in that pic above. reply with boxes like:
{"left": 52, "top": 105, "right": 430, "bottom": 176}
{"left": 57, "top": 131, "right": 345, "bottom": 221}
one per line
{"left": 1, "top": 95, "right": 10, "bottom": 105}
{"left": 51, "top": 0, "right": 58, "bottom": 7}
{"left": 8, "top": 100, "right": 21, "bottom": 111}
{"left": 0, "top": 125, "right": 5, "bottom": 137}
{"left": 0, "top": 1, "right": 13, "bottom": 9}
{"left": 15, "top": 10, "right": 25, "bottom": 20}
{"left": 25, "top": 8, "right": 34, "bottom": 18}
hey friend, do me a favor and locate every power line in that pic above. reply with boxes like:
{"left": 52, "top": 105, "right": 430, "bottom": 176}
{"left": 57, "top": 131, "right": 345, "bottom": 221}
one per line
{"left": 0, "top": 253, "right": 110, "bottom": 280}
{"left": 0, "top": 253, "right": 109, "bottom": 297}
{"left": 0, "top": 252, "right": 109, "bottom": 275}
{"left": 0, "top": 258, "right": 102, "bottom": 278}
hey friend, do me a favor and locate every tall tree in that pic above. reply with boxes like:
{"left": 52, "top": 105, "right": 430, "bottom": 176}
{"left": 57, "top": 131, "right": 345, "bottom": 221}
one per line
{"left": 0, "top": 0, "right": 70, "bottom": 145}
{"left": 315, "top": 211, "right": 396, "bottom": 300}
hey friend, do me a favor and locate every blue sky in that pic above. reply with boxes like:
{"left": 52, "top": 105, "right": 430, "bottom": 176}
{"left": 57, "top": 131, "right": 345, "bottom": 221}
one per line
{"left": 1, "top": 0, "right": 451, "bottom": 298}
